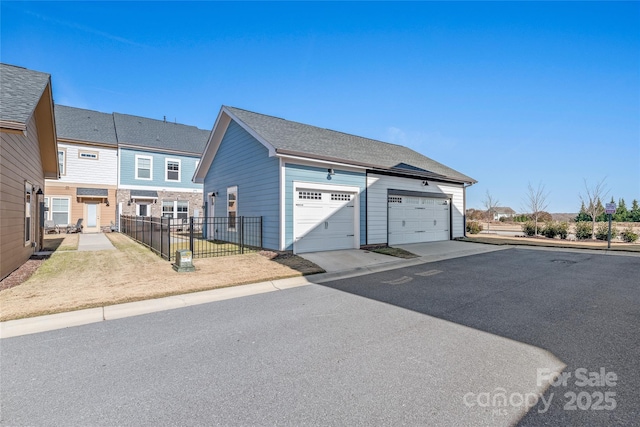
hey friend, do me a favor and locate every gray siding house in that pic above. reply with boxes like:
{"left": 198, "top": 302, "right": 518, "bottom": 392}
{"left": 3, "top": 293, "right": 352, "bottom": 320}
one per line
{"left": 194, "top": 106, "right": 476, "bottom": 254}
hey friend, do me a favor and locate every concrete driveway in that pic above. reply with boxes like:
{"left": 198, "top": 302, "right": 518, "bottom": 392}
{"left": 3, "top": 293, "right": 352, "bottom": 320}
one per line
{"left": 301, "top": 240, "right": 507, "bottom": 273}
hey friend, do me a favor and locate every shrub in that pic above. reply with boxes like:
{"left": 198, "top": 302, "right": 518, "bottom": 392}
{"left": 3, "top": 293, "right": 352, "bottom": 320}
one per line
{"left": 557, "top": 222, "right": 569, "bottom": 240}
{"left": 595, "top": 223, "right": 619, "bottom": 241}
{"left": 521, "top": 221, "right": 537, "bottom": 236}
{"left": 575, "top": 221, "right": 593, "bottom": 240}
{"left": 513, "top": 214, "right": 530, "bottom": 222}
{"left": 466, "top": 221, "right": 483, "bottom": 234}
{"left": 621, "top": 227, "right": 639, "bottom": 243}
{"left": 541, "top": 222, "right": 558, "bottom": 238}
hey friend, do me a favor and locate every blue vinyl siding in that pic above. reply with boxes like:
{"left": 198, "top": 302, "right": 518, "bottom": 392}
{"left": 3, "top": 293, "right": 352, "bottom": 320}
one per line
{"left": 120, "top": 148, "right": 202, "bottom": 189}
{"left": 284, "top": 163, "right": 366, "bottom": 251}
{"left": 203, "top": 121, "right": 280, "bottom": 250}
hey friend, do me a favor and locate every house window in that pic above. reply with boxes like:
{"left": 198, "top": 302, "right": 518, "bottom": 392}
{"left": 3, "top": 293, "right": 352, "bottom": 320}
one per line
{"left": 25, "top": 182, "right": 32, "bottom": 244}
{"left": 51, "top": 198, "right": 70, "bottom": 225}
{"left": 166, "top": 159, "right": 180, "bottom": 182}
{"left": 135, "top": 155, "right": 153, "bottom": 180}
{"left": 227, "top": 186, "right": 237, "bottom": 230}
{"left": 177, "top": 201, "right": 188, "bottom": 220}
{"left": 78, "top": 150, "right": 99, "bottom": 160}
{"left": 58, "top": 150, "right": 66, "bottom": 176}
{"left": 162, "top": 201, "right": 174, "bottom": 218}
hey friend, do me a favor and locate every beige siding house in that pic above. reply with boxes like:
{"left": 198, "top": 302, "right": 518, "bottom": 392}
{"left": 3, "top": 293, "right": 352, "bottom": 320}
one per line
{"left": 45, "top": 105, "right": 118, "bottom": 233}
{"left": 0, "top": 64, "right": 59, "bottom": 280}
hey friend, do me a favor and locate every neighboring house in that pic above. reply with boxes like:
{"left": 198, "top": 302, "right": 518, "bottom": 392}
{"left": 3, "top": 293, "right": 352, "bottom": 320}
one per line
{"left": 493, "top": 207, "right": 516, "bottom": 220}
{"left": 45, "top": 105, "right": 118, "bottom": 233}
{"left": 194, "top": 106, "right": 476, "bottom": 254}
{"left": 0, "top": 63, "right": 59, "bottom": 280}
{"left": 115, "top": 113, "right": 210, "bottom": 222}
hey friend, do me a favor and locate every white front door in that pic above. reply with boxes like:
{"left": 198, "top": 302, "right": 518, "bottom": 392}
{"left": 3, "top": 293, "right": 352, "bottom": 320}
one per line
{"left": 84, "top": 203, "right": 100, "bottom": 233}
{"left": 294, "top": 187, "right": 358, "bottom": 253}
{"left": 388, "top": 196, "right": 449, "bottom": 245}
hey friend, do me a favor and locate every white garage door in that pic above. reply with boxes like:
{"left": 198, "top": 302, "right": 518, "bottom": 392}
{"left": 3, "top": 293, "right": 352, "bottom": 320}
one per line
{"left": 388, "top": 195, "right": 449, "bottom": 245}
{"left": 294, "top": 189, "right": 357, "bottom": 253}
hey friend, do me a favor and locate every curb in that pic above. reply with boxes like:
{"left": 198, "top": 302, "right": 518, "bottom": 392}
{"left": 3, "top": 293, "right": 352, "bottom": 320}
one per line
{"left": 0, "top": 243, "right": 547, "bottom": 339}
{"left": 0, "top": 246, "right": 511, "bottom": 339}
{"left": 0, "top": 277, "right": 313, "bottom": 339}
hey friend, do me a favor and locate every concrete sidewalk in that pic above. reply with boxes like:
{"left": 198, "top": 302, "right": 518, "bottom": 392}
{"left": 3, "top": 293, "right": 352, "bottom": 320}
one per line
{"left": 77, "top": 233, "right": 116, "bottom": 251}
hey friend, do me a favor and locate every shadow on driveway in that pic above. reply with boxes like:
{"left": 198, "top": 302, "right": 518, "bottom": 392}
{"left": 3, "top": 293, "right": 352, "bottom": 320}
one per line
{"left": 319, "top": 248, "right": 640, "bottom": 426}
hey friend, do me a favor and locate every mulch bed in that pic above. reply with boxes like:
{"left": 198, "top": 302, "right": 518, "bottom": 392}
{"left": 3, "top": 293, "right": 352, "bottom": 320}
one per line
{"left": 0, "top": 259, "right": 45, "bottom": 291}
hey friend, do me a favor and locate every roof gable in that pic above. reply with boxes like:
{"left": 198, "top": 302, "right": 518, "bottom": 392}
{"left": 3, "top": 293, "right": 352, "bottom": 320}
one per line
{"left": 0, "top": 63, "right": 50, "bottom": 127}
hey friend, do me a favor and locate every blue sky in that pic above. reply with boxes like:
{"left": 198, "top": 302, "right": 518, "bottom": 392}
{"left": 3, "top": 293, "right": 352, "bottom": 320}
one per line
{"left": 2, "top": 1, "right": 638, "bottom": 212}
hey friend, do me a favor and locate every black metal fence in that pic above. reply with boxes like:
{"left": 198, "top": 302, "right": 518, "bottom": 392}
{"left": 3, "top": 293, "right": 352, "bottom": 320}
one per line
{"left": 119, "top": 215, "right": 262, "bottom": 261}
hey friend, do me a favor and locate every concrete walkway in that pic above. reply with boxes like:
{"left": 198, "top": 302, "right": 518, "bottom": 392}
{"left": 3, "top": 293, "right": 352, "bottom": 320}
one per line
{"left": 77, "top": 233, "right": 116, "bottom": 251}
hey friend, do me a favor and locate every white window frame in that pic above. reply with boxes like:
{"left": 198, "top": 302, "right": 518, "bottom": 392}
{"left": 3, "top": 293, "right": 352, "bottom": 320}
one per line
{"left": 58, "top": 149, "right": 66, "bottom": 176}
{"left": 50, "top": 197, "right": 71, "bottom": 226}
{"left": 78, "top": 150, "right": 99, "bottom": 160}
{"left": 25, "top": 181, "right": 32, "bottom": 245}
{"left": 162, "top": 200, "right": 174, "bottom": 218}
{"left": 165, "top": 158, "right": 181, "bottom": 182}
{"left": 227, "top": 186, "right": 238, "bottom": 231}
{"left": 135, "top": 155, "right": 153, "bottom": 180}
{"left": 177, "top": 200, "right": 189, "bottom": 220}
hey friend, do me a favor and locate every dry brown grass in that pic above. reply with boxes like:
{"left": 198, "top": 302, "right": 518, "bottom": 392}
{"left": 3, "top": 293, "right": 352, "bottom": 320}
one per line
{"left": 466, "top": 233, "right": 640, "bottom": 252}
{"left": 0, "top": 233, "right": 318, "bottom": 321}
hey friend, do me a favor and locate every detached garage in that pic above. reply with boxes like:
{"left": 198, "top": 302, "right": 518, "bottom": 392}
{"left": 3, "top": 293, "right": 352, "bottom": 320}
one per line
{"left": 194, "top": 106, "right": 476, "bottom": 254}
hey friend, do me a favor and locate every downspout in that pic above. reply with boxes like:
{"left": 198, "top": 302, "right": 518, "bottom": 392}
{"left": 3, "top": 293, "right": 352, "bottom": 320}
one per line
{"left": 463, "top": 182, "right": 474, "bottom": 238}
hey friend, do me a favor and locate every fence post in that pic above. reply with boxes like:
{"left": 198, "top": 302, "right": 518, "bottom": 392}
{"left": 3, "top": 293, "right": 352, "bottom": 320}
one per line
{"left": 189, "top": 216, "right": 194, "bottom": 254}
{"left": 167, "top": 217, "right": 171, "bottom": 261}
{"left": 260, "top": 216, "right": 263, "bottom": 249}
{"left": 240, "top": 216, "right": 244, "bottom": 254}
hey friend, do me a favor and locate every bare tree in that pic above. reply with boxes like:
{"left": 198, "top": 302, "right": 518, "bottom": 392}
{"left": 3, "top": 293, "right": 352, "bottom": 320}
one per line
{"left": 580, "top": 177, "right": 608, "bottom": 240}
{"left": 522, "top": 182, "right": 550, "bottom": 235}
{"left": 483, "top": 190, "right": 500, "bottom": 233}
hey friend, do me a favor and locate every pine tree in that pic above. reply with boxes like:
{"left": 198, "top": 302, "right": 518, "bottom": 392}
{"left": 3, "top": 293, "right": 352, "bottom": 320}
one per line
{"left": 631, "top": 199, "right": 640, "bottom": 222}
{"left": 575, "top": 201, "right": 591, "bottom": 222}
{"left": 614, "top": 198, "right": 628, "bottom": 222}
{"left": 595, "top": 198, "right": 607, "bottom": 222}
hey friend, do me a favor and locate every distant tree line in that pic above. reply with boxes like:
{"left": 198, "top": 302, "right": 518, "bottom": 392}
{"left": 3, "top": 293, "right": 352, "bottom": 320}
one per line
{"left": 576, "top": 198, "right": 640, "bottom": 223}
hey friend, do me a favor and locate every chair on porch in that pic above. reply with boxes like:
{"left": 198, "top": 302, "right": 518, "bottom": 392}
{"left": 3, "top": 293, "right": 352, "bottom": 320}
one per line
{"left": 44, "top": 220, "right": 58, "bottom": 234}
{"left": 66, "top": 218, "right": 83, "bottom": 234}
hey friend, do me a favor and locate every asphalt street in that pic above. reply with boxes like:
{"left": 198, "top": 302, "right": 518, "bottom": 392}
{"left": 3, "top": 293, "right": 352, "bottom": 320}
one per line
{"left": 322, "top": 247, "right": 640, "bottom": 426}
{"left": 1, "top": 247, "right": 638, "bottom": 426}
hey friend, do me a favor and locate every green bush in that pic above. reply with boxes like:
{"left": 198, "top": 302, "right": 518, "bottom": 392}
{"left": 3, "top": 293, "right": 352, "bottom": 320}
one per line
{"left": 466, "top": 221, "right": 483, "bottom": 234}
{"left": 557, "top": 222, "right": 569, "bottom": 240}
{"left": 595, "top": 223, "right": 619, "bottom": 241}
{"left": 513, "top": 214, "right": 530, "bottom": 222}
{"left": 541, "top": 222, "right": 558, "bottom": 238}
{"left": 621, "top": 227, "right": 639, "bottom": 243}
{"left": 575, "top": 221, "right": 593, "bottom": 240}
{"left": 521, "top": 221, "right": 537, "bottom": 236}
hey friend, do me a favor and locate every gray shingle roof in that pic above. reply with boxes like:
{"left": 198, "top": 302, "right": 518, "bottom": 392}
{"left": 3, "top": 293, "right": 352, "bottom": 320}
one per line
{"left": 113, "top": 112, "right": 210, "bottom": 155}
{"left": 55, "top": 105, "right": 117, "bottom": 146}
{"left": 77, "top": 187, "right": 108, "bottom": 197}
{"left": 0, "top": 63, "right": 50, "bottom": 124}
{"left": 225, "top": 106, "right": 476, "bottom": 183}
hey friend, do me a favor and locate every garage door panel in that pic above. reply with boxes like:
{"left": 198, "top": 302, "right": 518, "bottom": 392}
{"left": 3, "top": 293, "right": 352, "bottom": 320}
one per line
{"left": 294, "top": 188, "right": 357, "bottom": 253}
{"left": 388, "top": 195, "right": 450, "bottom": 245}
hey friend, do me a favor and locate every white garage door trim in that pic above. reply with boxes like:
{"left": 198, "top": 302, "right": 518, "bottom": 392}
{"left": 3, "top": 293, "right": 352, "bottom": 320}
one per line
{"left": 293, "top": 181, "right": 360, "bottom": 254}
{"left": 388, "top": 192, "right": 451, "bottom": 245}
